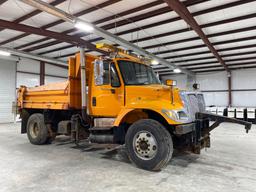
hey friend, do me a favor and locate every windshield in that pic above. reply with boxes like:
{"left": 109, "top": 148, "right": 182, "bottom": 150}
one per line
{"left": 118, "top": 60, "right": 161, "bottom": 85}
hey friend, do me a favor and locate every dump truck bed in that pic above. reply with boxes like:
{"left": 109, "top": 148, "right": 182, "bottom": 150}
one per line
{"left": 17, "top": 81, "right": 72, "bottom": 110}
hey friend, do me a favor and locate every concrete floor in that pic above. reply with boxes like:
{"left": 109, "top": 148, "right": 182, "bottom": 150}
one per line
{"left": 0, "top": 123, "right": 255, "bottom": 192}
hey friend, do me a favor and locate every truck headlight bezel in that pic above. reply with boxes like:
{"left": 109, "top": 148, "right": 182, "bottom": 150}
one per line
{"left": 162, "top": 109, "right": 190, "bottom": 123}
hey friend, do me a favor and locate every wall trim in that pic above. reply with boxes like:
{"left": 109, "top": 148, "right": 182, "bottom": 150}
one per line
{"left": 202, "top": 89, "right": 256, "bottom": 92}
{"left": 17, "top": 70, "right": 67, "bottom": 79}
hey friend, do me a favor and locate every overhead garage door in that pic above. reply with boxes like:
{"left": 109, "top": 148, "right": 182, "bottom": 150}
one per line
{"left": 0, "top": 59, "right": 16, "bottom": 123}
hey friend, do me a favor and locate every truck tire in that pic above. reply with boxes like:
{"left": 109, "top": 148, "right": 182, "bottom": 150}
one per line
{"left": 27, "top": 113, "right": 49, "bottom": 145}
{"left": 125, "top": 119, "right": 173, "bottom": 171}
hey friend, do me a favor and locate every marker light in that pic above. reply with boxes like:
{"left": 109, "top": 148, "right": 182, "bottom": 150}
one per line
{"left": 75, "top": 21, "right": 94, "bottom": 32}
{"left": 173, "top": 68, "right": 181, "bottom": 73}
{"left": 0, "top": 50, "right": 11, "bottom": 56}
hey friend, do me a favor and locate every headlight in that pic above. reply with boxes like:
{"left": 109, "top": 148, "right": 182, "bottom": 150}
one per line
{"left": 177, "top": 111, "right": 189, "bottom": 121}
{"left": 162, "top": 109, "right": 190, "bottom": 123}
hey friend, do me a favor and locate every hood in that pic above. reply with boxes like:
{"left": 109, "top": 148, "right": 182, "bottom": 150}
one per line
{"left": 125, "top": 84, "right": 184, "bottom": 110}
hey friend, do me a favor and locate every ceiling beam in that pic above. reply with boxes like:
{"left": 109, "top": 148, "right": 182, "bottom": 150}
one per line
{"left": 0, "top": 0, "right": 66, "bottom": 31}
{"left": 0, "top": 0, "right": 121, "bottom": 46}
{"left": 152, "top": 34, "right": 256, "bottom": 55}
{"left": 156, "top": 61, "right": 256, "bottom": 73}
{"left": 163, "top": 0, "right": 229, "bottom": 71}
{"left": 167, "top": 53, "right": 256, "bottom": 65}
{"left": 37, "top": 0, "right": 255, "bottom": 56}
{"left": 12, "top": 0, "right": 162, "bottom": 50}
{"left": 20, "top": 0, "right": 194, "bottom": 75}
{"left": 0, "top": 0, "right": 7, "bottom": 6}
{"left": 0, "top": 19, "right": 106, "bottom": 54}
{"left": 15, "top": 0, "right": 206, "bottom": 52}
{"left": 0, "top": 46, "right": 67, "bottom": 66}
{"left": 159, "top": 65, "right": 256, "bottom": 75}
{"left": 163, "top": 45, "right": 256, "bottom": 60}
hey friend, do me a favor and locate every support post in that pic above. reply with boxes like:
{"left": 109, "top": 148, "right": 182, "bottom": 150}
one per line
{"left": 228, "top": 71, "right": 232, "bottom": 107}
{"left": 79, "top": 47, "right": 87, "bottom": 121}
{"left": 39, "top": 61, "right": 45, "bottom": 85}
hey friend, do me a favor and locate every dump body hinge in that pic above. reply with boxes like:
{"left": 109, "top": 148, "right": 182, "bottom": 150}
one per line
{"left": 196, "top": 112, "right": 252, "bottom": 133}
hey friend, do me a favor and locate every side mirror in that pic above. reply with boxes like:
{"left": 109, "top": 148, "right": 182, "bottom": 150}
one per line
{"left": 166, "top": 79, "right": 177, "bottom": 86}
{"left": 94, "top": 59, "right": 104, "bottom": 85}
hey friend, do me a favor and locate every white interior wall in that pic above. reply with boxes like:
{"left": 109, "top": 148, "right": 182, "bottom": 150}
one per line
{"left": 0, "top": 57, "right": 67, "bottom": 123}
{"left": 196, "top": 71, "right": 228, "bottom": 107}
{"left": 161, "top": 74, "right": 188, "bottom": 90}
{"left": 0, "top": 59, "right": 16, "bottom": 123}
{"left": 45, "top": 64, "right": 67, "bottom": 77}
{"left": 232, "top": 68, "right": 256, "bottom": 107}
{"left": 16, "top": 58, "right": 67, "bottom": 88}
{"left": 161, "top": 69, "right": 256, "bottom": 107}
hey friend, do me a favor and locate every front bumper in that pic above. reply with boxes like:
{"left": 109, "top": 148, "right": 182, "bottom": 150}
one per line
{"left": 174, "top": 123, "right": 195, "bottom": 135}
{"left": 174, "top": 118, "right": 210, "bottom": 135}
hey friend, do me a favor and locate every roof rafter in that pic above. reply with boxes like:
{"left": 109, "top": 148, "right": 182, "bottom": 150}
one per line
{"left": 0, "top": 0, "right": 7, "bottom": 6}
{"left": 0, "top": 0, "right": 66, "bottom": 32}
{"left": 15, "top": 0, "right": 206, "bottom": 52}
{"left": 12, "top": 0, "right": 162, "bottom": 50}
{"left": 37, "top": 0, "right": 255, "bottom": 56}
{"left": 0, "top": 0, "right": 122, "bottom": 46}
{"left": 0, "top": 19, "right": 106, "bottom": 54}
{"left": 163, "top": 0, "right": 230, "bottom": 71}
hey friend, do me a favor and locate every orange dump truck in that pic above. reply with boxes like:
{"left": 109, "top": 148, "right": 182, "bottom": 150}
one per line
{"left": 17, "top": 44, "right": 251, "bottom": 171}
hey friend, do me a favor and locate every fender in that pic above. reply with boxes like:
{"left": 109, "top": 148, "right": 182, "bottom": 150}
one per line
{"left": 114, "top": 108, "right": 181, "bottom": 127}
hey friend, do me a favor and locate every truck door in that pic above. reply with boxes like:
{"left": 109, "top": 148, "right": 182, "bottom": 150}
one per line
{"left": 90, "top": 60, "right": 124, "bottom": 117}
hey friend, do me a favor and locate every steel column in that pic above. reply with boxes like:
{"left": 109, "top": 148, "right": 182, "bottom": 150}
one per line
{"left": 20, "top": 0, "right": 194, "bottom": 76}
{"left": 40, "top": 61, "right": 45, "bottom": 85}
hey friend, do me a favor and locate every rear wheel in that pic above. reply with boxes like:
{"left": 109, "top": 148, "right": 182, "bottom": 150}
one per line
{"left": 27, "top": 113, "right": 49, "bottom": 145}
{"left": 125, "top": 119, "right": 173, "bottom": 171}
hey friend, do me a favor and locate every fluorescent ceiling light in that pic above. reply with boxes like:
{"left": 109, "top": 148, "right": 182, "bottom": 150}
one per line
{"left": 75, "top": 21, "right": 94, "bottom": 32}
{"left": 173, "top": 68, "right": 181, "bottom": 73}
{"left": 0, "top": 50, "right": 11, "bottom": 56}
{"left": 151, "top": 60, "right": 159, "bottom": 65}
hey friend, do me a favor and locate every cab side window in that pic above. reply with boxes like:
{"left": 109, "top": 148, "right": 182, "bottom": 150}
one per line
{"left": 110, "top": 63, "right": 120, "bottom": 87}
{"left": 103, "top": 62, "right": 110, "bottom": 85}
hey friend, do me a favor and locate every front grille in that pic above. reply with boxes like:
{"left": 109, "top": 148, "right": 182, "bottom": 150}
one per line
{"left": 180, "top": 91, "right": 206, "bottom": 121}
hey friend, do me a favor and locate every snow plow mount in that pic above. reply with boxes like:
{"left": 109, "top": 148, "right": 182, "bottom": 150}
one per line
{"left": 196, "top": 112, "right": 252, "bottom": 133}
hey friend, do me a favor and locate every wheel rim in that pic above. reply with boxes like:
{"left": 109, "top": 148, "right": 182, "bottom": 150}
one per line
{"left": 133, "top": 131, "right": 158, "bottom": 160}
{"left": 29, "top": 122, "right": 39, "bottom": 139}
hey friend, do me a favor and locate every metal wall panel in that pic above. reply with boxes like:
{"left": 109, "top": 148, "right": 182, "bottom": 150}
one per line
{"left": 45, "top": 76, "right": 66, "bottom": 84}
{"left": 16, "top": 72, "right": 39, "bottom": 88}
{"left": 45, "top": 64, "right": 68, "bottom": 77}
{"left": 17, "top": 58, "right": 40, "bottom": 73}
{"left": 0, "top": 59, "right": 16, "bottom": 123}
{"left": 232, "top": 68, "right": 256, "bottom": 107}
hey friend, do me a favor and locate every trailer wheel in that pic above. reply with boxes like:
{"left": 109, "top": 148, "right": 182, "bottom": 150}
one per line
{"left": 125, "top": 119, "right": 173, "bottom": 171}
{"left": 27, "top": 113, "right": 49, "bottom": 145}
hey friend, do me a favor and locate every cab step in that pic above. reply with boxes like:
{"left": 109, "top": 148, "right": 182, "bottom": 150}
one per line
{"left": 89, "top": 127, "right": 113, "bottom": 131}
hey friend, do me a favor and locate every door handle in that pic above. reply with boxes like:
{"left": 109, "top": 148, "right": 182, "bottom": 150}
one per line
{"left": 100, "top": 88, "right": 116, "bottom": 94}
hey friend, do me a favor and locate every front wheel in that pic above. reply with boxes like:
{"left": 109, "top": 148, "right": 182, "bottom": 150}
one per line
{"left": 125, "top": 119, "right": 173, "bottom": 171}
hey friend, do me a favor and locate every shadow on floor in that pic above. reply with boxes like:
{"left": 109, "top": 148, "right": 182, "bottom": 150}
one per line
{"left": 52, "top": 136, "right": 200, "bottom": 168}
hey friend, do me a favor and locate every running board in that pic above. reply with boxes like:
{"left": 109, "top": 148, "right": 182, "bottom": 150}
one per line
{"left": 196, "top": 112, "right": 252, "bottom": 133}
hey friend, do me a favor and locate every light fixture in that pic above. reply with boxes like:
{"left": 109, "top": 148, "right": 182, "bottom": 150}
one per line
{"left": 0, "top": 50, "right": 11, "bottom": 56}
{"left": 173, "top": 68, "right": 181, "bottom": 73}
{"left": 151, "top": 59, "right": 159, "bottom": 65}
{"left": 75, "top": 21, "right": 94, "bottom": 32}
